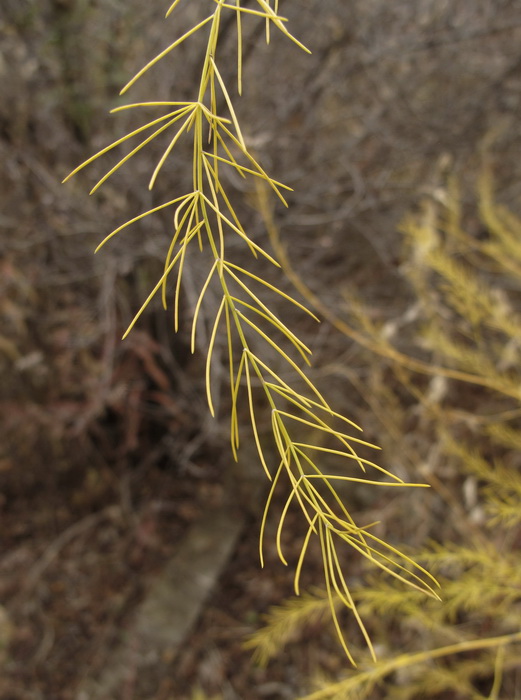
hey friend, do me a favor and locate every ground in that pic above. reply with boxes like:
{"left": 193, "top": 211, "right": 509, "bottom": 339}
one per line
{"left": 1, "top": 1, "right": 521, "bottom": 698}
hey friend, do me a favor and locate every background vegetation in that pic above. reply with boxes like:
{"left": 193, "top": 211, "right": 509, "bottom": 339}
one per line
{"left": 1, "top": 1, "right": 521, "bottom": 698}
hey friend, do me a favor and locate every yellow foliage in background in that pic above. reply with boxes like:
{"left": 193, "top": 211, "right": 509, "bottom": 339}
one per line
{"left": 251, "top": 169, "right": 521, "bottom": 699}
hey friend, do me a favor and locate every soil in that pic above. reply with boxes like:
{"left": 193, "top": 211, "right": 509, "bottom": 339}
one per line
{"left": 2, "top": 1, "right": 521, "bottom": 698}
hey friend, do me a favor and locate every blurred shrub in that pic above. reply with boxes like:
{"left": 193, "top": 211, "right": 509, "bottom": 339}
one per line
{"left": 250, "top": 167, "right": 521, "bottom": 699}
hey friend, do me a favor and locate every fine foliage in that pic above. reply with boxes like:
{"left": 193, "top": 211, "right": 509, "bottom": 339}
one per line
{"left": 63, "top": 0, "right": 438, "bottom": 661}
